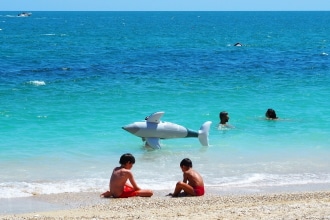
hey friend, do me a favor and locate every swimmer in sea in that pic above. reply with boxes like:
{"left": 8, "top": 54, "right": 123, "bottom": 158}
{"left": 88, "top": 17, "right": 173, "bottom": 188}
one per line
{"left": 265, "top": 108, "right": 278, "bottom": 120}
{"left": 218, "top": 111, "right": 234, "bottom": 129}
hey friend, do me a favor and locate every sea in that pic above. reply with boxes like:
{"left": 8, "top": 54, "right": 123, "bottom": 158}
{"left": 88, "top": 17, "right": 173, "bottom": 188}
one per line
{"left": 1, "top": 11, "right": 330, "bottom": 203}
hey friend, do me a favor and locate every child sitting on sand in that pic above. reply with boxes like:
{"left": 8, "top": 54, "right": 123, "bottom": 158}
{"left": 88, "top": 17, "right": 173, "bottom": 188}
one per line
{"left": 100, "top": 153, "right": 153, "bottom": 198}
{"left": 168, "top": 158, "right": 205, "bottom": 197}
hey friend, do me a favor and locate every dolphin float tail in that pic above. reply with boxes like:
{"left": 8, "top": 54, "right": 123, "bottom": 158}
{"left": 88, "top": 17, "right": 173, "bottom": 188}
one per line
{"left": 198, "top": 121, "right": 212, "bottom": 146}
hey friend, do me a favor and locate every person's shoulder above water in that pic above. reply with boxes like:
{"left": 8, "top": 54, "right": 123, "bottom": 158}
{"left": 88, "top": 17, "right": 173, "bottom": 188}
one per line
{"left": 218, "top": 123, "right": 234, "bottom": 129}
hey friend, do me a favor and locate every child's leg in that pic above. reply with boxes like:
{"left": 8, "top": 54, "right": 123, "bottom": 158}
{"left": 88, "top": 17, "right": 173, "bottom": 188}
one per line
{"left": 172, "top": 181, "right": 195, "bottom": 197}
{"left": 136, "top": 189, "right": 153, "bottom": 197}
{"left": 124, "top": 183, "right": 153, "bottom": 197}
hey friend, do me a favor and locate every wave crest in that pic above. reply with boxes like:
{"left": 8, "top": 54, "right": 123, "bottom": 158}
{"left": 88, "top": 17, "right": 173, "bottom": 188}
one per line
{"left": 28, "top": 80, "right": 46, "bottom": 86}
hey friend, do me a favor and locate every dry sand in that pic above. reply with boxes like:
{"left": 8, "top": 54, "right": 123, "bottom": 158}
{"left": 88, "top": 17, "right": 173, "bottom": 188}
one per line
{"left": 1, "top": 191, "right": 330, "bottom": 220}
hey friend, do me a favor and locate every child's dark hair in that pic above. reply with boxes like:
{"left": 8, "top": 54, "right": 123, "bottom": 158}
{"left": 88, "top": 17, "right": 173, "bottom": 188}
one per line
{"left": 119, "top": 153, "right": 135, "bottom": 165}
{"left": 180, "top": 158, "right": 192, "bottom": 168}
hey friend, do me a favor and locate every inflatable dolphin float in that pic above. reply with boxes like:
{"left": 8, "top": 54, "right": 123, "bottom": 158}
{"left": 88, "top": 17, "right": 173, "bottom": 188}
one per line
{"left": 122, "top": 111, "right": 212, "bottom": 149}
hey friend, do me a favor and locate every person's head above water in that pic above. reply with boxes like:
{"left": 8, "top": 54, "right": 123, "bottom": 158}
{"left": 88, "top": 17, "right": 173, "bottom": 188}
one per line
{"left": 265, "top": 108, "right": 278, "bottom": 119}
{"left": 219, "top": 111, "right": 229, "bottom": 124}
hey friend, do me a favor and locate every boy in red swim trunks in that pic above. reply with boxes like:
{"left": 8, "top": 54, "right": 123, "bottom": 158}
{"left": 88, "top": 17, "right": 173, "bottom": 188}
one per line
{"left": 169, "top": 158, "right": 205, "bottom": 197}
{"left": 100, "top": 153, "right": 153, "bottom": 198}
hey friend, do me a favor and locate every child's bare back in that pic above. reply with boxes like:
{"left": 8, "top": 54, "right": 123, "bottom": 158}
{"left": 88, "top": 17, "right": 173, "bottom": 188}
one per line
{"left": 183, "top": 168, "right": 204, "bottom": 188}
{"left": 109, "top": 166, "right": 134, "bottom": 197}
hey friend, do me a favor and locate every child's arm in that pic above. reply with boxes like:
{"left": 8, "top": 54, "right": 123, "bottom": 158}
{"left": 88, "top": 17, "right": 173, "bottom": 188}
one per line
{"left": 127, "top": 171, "right": 141, "bottom": 190}
{"left": 182, "top": 172, "right": 188, "bottom": 183}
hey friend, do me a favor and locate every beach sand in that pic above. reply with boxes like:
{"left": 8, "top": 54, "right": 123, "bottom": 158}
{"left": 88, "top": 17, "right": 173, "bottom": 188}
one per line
{"left": 1, "top": 190, "right": 330, "bottom": 220}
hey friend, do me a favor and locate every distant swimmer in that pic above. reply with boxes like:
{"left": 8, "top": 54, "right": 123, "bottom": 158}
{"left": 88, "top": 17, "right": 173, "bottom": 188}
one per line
{"left": 265, "top": 108, "right": 278, "bottom": 120}
{"left": 234, "top": 42, "right": 242, "bottom": 47}
{"left": 218, "top": 111, "right": 234, "bottom": 129}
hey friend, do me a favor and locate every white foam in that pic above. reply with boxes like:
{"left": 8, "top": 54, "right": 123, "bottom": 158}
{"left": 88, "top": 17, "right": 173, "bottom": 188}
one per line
{"left": 0, "top": 178, "right": 109, "bottom": 199}
{"left": 28, "top": 80, "right": 46, "bottom": 86}
{"left": 2, "top": 172, "right": 330, "bottom": 199}
{"left": 0, "top": 175, "right": 176, "bottom": 198}
{"left": 208, "top": 172, "right": 330, "bottom": 189}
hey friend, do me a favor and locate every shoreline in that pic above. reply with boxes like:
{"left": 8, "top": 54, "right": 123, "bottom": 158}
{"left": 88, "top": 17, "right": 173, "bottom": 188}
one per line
{"left": 1, "top": 190, "right": 330, "bottom": 219}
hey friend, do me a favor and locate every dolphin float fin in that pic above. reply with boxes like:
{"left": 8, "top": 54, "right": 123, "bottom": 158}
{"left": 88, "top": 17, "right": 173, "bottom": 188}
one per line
{"left": 145, "top": 137, "right": 161, "bottom": 149}
{"left": 145, "top": 112, "right": 164, "bottom": 124}
{"left": 198, "top": 121, "right": 212, "bottom": 146}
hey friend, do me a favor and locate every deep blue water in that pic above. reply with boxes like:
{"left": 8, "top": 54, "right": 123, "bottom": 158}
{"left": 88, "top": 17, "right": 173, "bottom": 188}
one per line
{"left": 0, "top": 11, "right": 329, "bottom": 200}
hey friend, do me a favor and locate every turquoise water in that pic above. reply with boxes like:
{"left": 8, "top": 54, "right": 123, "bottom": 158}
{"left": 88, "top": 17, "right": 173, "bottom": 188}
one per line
{"left": 0, "top": 11, "right": 329, "bottom": 198}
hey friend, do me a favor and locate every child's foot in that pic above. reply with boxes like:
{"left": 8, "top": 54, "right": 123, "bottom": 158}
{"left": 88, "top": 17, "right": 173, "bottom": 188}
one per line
{"left": 166, "top": 193, "right": 178, "bottom": 197}
{"left": 100, "top": 191, "right": 112, "bottom": 198}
